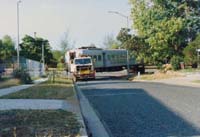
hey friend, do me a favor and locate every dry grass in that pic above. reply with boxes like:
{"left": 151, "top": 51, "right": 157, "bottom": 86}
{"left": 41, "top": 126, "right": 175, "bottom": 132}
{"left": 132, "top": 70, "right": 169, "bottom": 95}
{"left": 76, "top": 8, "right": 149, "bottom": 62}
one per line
{"left": 192, "top": 80, "right": 200, "bottom": 83}
{"left": 133, "top": 71, "right": 185, "bottom": 81}
{"left": 0, "top": 78, "right": 21, "bottom": 89}
{"left": 0, "top": 110, "right": 81, "bottom": 137}
{"left": 0, "top": 77, "right": 74, "bottom": 99}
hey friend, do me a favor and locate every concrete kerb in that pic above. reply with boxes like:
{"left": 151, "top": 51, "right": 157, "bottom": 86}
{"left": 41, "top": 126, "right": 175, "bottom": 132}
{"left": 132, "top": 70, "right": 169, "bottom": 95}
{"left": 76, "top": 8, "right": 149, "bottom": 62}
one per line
{"left": 73, "top": 82, "right": 110, "bottom": 137}
{"left": 72, "top": 82, "right": 88, "bottom": 137}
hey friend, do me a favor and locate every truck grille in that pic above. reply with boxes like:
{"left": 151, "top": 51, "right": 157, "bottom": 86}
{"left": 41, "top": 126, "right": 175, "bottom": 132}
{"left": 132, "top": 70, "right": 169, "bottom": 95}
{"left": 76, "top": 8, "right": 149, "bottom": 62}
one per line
{"left": 77, "top": 65, "right": 92, "bottom": 71}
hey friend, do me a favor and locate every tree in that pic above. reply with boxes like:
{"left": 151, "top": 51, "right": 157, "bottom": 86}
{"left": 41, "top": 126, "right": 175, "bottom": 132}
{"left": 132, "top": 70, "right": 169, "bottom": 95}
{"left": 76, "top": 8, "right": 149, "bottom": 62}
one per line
{"left": 129, "top": 0, "right": 200, "bottom": 65}
{"left": 103, "top": 34, "right": 121, "bottom": 49}
{"left": 52, "top": 50, "right": 64, "bottom": 68}
{"left": 52, "top": 50, "right": 62, "bottom": 61}
{"left": 54, "top": 31, "right": 75, "bottom": 68}
{"left": 20, "top": 35, "right": 55, "bottom": 65}
{"left": 60, "top": 31, "right": 74, "bottom": 54}
{"left": 0, "top": 35, "right": 15, "bottom": 61}
{"left": 117, "top": 28, "right": 149, "bottom": 63}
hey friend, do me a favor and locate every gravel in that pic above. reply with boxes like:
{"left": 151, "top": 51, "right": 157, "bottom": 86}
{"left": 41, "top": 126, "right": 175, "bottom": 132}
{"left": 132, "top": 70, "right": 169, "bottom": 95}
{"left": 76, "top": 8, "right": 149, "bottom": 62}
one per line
{"left": 78, "top": 80, "right": 200, "bottom": 137}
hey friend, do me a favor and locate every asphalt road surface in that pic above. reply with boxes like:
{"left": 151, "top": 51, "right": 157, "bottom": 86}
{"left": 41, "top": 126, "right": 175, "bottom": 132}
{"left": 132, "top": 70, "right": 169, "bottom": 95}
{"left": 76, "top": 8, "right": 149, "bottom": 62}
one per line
{"left": 78, "top": 75, "right": 200, "bottom": 137}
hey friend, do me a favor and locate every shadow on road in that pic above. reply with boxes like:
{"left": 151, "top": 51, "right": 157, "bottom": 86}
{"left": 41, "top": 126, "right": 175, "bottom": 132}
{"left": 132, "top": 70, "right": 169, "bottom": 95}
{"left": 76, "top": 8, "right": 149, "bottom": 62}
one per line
{"left": 81, "top": 87, "right": 200, "bottom": 137}
{"left": 77, "top": 75, "right": 134, "bottom": 87}
{"left": 77, "top": 80, "right": 133, "bottom": 87}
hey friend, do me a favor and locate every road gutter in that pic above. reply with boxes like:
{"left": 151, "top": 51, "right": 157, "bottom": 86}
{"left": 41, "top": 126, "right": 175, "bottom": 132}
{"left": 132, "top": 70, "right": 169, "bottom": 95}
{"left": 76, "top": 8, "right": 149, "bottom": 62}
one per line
{"left": 74, "top": 82, "right": 110, "bottom": 137}
{"left": 72, "top": 83, "right": 88, "bottom": 137}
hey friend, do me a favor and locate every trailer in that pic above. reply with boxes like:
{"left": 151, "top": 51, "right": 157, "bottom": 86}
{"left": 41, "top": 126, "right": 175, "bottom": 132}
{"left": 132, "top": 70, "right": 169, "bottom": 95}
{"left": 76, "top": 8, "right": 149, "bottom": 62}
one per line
{"left": 65, "top": 46, "right": 145, "bottom": 74}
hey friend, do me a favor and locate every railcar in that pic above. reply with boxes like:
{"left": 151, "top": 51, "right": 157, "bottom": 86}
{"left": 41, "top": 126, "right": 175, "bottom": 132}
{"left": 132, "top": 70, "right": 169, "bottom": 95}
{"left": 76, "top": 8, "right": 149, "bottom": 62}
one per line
{"left": 65, "top": 46, "right": 144, "bottom": 73}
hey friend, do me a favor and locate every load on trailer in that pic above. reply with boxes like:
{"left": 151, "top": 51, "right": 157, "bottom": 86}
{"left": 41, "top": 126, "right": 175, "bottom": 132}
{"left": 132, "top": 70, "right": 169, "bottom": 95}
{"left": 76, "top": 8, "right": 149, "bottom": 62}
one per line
{"left": 65, "top": 46, "right": 144, "bottom": 73}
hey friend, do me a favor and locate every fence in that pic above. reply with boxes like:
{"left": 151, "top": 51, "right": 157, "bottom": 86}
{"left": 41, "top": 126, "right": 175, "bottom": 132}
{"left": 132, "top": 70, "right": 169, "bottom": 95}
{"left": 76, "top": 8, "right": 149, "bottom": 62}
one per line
{"left": 0, "top": 57, "right": 42, "bottom": 78}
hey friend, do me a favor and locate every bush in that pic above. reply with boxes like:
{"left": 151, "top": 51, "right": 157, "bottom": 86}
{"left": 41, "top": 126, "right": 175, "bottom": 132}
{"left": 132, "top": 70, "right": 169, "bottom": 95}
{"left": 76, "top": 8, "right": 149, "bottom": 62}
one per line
{"left": 13, "top": 68, "right": 32, "bottom": 84}
{"left": 170, "top": 56, "right": 183, "bottom": 70}
{"left": 183, "top": 44, "right": 197, "bottom": 66}
{"left": 183, "top": 34, "right": 200, "bottom": 66}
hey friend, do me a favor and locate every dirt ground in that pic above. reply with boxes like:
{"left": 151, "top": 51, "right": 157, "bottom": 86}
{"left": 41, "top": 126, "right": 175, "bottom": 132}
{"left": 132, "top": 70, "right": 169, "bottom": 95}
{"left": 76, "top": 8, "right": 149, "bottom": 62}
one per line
{"left": 134, "top": 71, "right": 200, "bottom": 88}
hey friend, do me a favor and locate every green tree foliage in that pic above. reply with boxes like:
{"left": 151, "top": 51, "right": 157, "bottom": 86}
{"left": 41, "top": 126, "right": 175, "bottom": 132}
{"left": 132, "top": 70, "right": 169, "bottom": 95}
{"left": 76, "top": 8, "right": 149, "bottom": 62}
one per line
{"left": 0, "top": 35, "right": 15, "bottom": 60}
{"left": 117, "top": 28, "right": 149, "bottom": 63}
{"left": 20, "top": 35, "right": 55, "bottom": 66}
{"left": 129, "top": 0, "right": 200, "bottom": 65}
{"left": 183, "top": 34, "right": 200, "bottom": 66}
{"left": 170, "top": 55, "right": 183, "bottom": 70}
{"left": 103, "top": 34, "right": 121, "bottom": 49}
{"left": 56, "top": 31, "right": 75, "bottom": 68}
{"left": 52, "top": 50, "right": 64, "bottom": 68}
{"left": 52, "top": 50, "right": 62, "bottom": 61}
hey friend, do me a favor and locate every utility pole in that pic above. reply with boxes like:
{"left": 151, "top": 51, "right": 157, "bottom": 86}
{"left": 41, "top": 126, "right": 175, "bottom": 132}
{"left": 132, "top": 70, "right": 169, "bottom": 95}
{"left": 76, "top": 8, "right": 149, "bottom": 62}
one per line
{"left": 17, "top": 0, "right": 22, "bottom": 68}
{"left": 42, "top": 42, "right": 45, "bottom": 76}
{"left": 34, "top": 32, "right": 37, "bottom": 38}
{"left": 108, "top": 11, "right": 129, "bottom": 28}
{"left": 127, "top": 50, "right": 130, "bottom": 76}
{"left": 108, "top": 11, "right": 130, "bottom": 75}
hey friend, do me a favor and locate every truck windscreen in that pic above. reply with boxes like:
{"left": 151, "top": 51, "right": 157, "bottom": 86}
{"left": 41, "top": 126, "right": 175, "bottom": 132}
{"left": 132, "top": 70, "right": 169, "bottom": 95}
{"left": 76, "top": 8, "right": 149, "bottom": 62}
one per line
{"left": 75, "top": 58, "right": 91, "bottom": 64}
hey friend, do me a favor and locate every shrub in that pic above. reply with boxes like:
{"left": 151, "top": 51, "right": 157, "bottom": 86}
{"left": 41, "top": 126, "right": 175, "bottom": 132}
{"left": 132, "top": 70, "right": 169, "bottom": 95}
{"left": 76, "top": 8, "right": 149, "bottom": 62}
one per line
{"left": 183, "top": 34, "right": 200, "bottom": 67}
{"left": 170, "top": 56, "right": 183, "bottom": 70}
{"left": 13, "top": 68, "right": 32, "bottom": 84}
{"left": 183, "top": 44, "right": 198, "bottom": 66}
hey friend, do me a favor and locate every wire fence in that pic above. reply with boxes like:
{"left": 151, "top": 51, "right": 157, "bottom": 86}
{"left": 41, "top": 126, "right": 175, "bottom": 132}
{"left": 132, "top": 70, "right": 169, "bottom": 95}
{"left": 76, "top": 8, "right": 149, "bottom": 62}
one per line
{"left": 0, "top": 56, "right": 43, "bottom": 78}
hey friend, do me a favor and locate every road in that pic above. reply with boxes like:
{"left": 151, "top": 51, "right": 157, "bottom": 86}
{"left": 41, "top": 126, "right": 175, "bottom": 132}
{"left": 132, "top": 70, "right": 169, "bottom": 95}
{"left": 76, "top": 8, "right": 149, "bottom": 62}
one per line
{"left": 78, "top": 74, "right": 200, "bottom": 137}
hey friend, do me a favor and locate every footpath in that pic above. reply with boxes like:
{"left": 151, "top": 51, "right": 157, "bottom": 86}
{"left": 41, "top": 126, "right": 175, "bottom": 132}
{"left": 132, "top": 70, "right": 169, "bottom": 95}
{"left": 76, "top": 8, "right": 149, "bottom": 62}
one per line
{"left": 0, "top": 78, "right": 88, "bottom": 137}
{"left": 0, "top": 78, "right": 74, "bottom": 111}
{"left": 136, "top": 72, "right": 200, "bottom": 88}
{"left": 0, "top": 78, "right": 47, "bottom": 97}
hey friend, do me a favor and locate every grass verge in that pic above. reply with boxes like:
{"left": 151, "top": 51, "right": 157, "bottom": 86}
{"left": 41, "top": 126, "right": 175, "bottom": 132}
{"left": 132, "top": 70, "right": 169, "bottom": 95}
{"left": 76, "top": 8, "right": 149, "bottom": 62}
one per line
{"left": 0, "top": 110, "right": 81, "bottom": 137}
{"left": 0, "top": 78, "right": 21, "bottom": 89}
{"left": 0, "top": 77, "right": 74, "bottom": 99}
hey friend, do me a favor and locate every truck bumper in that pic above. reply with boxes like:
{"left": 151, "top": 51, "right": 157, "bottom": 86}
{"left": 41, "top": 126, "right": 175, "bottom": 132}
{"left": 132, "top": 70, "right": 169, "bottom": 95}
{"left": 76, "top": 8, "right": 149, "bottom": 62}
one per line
{"left": 74, "top": 72, "right": 95, "bottom": 80}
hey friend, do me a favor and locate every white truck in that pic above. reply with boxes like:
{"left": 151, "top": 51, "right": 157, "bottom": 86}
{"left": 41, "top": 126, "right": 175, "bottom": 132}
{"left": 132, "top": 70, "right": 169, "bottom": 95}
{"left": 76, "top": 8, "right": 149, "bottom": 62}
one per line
{"left": 65, "top": 51, "right": 95, "bottom": 82}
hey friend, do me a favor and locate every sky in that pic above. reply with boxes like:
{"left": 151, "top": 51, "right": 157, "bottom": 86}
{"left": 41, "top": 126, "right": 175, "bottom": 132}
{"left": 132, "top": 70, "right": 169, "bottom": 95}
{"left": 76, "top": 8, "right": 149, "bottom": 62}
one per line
{"left": 0, "top": 0, "right": 131, "bottom": 50}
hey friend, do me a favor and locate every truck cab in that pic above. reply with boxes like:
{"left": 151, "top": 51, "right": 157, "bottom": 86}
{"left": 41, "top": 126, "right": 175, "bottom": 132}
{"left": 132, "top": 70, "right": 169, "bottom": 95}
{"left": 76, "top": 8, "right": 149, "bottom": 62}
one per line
{"left": 71, "top": 57, "right": 95, "bottom": 81}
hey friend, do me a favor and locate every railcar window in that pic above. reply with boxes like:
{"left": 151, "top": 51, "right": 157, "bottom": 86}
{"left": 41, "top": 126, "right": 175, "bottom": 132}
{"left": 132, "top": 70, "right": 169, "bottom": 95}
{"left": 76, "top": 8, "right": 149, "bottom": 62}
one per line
{"left": 112, "top": 55, "right": 115, "bottom": 60}
{"left": 98, "top": 55, "right": 102, "bottom": 61}
{"left": 107, "top": 55, "right": 111, "bottom": 60}
{"left": 94, "top": 55, "right": 97, "bottom": 60}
